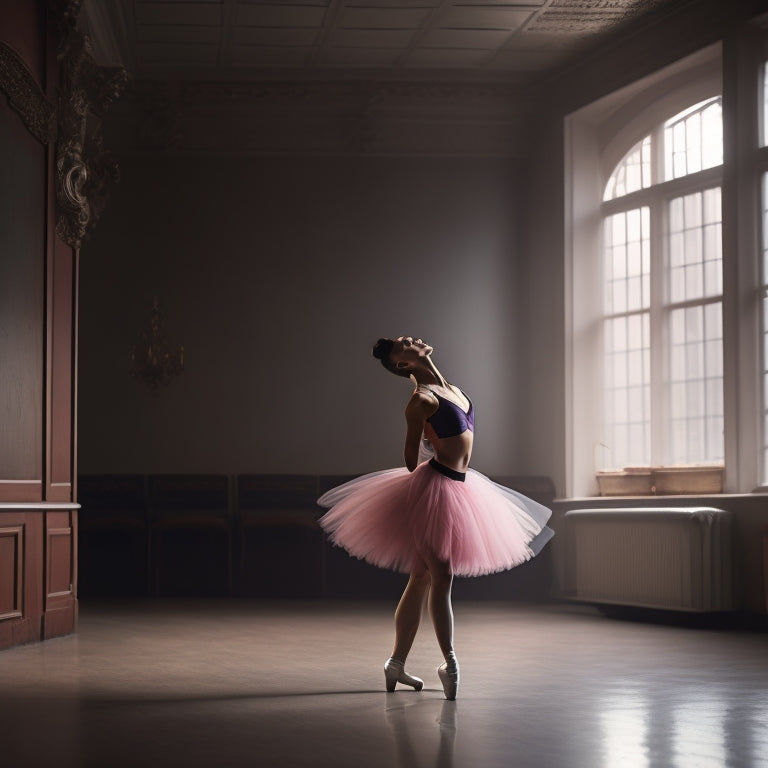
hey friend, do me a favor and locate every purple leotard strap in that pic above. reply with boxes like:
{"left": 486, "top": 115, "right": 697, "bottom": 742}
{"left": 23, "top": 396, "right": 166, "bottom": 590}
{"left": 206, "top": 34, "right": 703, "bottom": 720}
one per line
{"left": 426, "top": 391, "right": 474, "bottom": 439}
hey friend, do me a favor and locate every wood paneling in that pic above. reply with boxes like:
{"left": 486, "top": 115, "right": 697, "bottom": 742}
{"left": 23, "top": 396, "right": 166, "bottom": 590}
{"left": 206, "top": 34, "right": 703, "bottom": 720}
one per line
{"left": 0, "top": 96, "right": 45, "bottom": 495}
{"left": 47, "top": 511, "right": 73, "bottom": 595}
{"left": 0, "top": 511, "right": 44, "bottom": 650}
{"left": 0, "top": 0, "right": 45, "bottom": 87}
{"left": 48, "top": 531, "right": 72, "bottom": 594}
{"left": 47, "top": 237, "right": 76, "bottom": 501}
{"left": 0, "top": 507, "right": 79, "bottom": 647}
{"left": 0, "top": 2, "right": 80, "bottom": 647}
{"left": 43, "top": 509, "right": 77, "bottom": 639}
{"left": 0, "top": 481, "right": 43, "bottom": 502}
{"left": 0, "top": 525, "right": 23, "bottom": 619}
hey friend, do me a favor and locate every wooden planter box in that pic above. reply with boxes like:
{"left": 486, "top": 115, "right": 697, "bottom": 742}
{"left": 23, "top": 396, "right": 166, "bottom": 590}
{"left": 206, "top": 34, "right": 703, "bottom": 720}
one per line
{"left": 596, "top": 465, "right": 724, "bottom": 496}
{"left": 596, "top": 468, "right": 653, "bottom": 496}
{"left": 651, "top": 465, "right": 724, "bottom": 495}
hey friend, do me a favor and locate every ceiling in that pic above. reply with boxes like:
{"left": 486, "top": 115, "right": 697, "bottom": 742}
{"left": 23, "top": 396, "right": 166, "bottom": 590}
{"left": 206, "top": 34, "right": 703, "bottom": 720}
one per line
{"left": 79, "top": 0, "right": 696, "bottom": 157}
{"left": 82, "top": 0, "right": 678, "bottom": 83}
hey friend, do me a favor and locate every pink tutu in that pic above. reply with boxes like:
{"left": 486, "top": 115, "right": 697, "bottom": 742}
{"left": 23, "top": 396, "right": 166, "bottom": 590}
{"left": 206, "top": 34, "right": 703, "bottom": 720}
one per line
{"left": 317, "top": 460, "right": 553, "bottom": 577}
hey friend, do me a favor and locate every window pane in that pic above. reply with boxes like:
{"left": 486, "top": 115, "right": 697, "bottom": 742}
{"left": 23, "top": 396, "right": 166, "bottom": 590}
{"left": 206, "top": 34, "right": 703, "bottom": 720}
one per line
{"left": 603, "top": 312, "right": 650, "bottom": 468}
{"left": 667, "top": 189, "right": 722, "bottom": 302}
{"left": 685, "top": 112, "right": 702, "bottom": 173}
{"left": 604, "top": 208, "right": 650, "bottom": 316}
{"left": 664, "top": 97, "right": 722, "bottom": 181}
{"left": 763, "top": 62, "right": 768, "bottom": 148}
{"left": 703, "top": 186, "right": 721, "bottom": 224}
{"left": 604, "top": 135, "right": 652, "bottom": 200}
{"left": 668, "top": 304, "right": 724, "bottom": 464}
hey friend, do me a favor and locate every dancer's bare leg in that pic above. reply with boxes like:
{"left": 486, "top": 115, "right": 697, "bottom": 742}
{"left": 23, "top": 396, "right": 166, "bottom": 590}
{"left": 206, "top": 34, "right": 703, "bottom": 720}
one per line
{"left": 385, "top": 568, "right": 430, "bottom": 692}
{"left": 392, "top": 569, "right": 430, "bottom": 661}
{"left": 424, "top": 551, "right": 459, "bottom": 700}
{"left": 423, "top": 551, "right": 454, "bottom": 656}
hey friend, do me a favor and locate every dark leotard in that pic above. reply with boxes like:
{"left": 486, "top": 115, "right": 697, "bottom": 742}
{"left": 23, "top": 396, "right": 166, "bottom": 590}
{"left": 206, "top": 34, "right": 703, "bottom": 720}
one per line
{"left": 425, "top": 389, "right": 474, "bottom": 438}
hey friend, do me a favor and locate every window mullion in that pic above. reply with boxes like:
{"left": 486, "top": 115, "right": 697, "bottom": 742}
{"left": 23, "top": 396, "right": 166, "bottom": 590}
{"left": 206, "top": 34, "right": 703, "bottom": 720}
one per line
{"left": 651, "top": 124, "right": 665, "bottom": 186}
{"left": 649, "top": 188, "right": 667, "bottom": 466}
{"left": 602, "top": 166, "right": 722, "bottom": 215}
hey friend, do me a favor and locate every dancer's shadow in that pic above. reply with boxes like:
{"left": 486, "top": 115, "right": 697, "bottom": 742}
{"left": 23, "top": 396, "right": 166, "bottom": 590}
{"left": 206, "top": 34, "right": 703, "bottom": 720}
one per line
{"left": 385, "top": 695, "right": 457, "bottom": 768}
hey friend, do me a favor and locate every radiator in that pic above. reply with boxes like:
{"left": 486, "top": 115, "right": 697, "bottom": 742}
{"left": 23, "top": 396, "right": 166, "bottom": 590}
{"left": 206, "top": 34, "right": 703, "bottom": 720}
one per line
{"left": 564, "top": 507, "right": 734, "bottom": 612}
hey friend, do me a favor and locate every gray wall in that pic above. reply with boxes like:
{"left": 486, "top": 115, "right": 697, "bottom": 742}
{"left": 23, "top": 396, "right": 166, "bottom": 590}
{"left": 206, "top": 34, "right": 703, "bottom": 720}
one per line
{"left": 79, "top": 154, "right": 523, "bottom": 477}
{"left": 79, "top": 0, "right": 768, "bottom": 497}
{"left": 517, "top": 118, "right": 566, "bottom": 491}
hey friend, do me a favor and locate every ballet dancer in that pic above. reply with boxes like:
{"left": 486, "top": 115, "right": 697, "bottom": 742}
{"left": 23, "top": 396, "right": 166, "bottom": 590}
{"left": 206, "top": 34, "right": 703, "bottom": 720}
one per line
{"left": 317, "top": 336, "right": 553, "bottom": 700}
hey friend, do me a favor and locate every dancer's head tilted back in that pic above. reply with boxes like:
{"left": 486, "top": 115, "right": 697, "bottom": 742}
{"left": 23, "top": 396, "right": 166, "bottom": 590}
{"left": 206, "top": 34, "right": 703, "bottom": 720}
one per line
{"left": 373, "top": 336, "right": 433, "bottom": 378}
{"left": 373, "top": 338, "right": 406, "bottom": 378}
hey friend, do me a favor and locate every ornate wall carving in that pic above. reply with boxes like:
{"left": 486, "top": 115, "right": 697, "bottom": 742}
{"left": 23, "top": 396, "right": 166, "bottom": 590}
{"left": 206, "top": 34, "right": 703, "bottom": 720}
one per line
{"left": 0, "top": 42, "right": 56, "bottom": 144}
{"left": 55, "top": 4, "right": 128, "bottom": 249}
{"left": 1, "top": 1, "right": 127, "bottom": 249}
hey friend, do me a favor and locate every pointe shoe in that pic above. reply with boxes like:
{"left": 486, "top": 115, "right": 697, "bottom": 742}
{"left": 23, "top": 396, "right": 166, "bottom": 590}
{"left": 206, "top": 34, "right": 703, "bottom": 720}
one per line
{"left": 384, "top": 657, "right": 424, "bottom": 692}
{"left": 438, "top": 653, "right": 459, "bottom": 701}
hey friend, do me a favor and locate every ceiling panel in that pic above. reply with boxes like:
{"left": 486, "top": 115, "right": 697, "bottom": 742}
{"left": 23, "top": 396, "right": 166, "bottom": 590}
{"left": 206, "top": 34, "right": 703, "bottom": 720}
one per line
{"left": 329, "top": 28, "right": 417, "bottom": 47}
{"left": 452, "top": 0, "right": 546, "bottom": 5}
{"left": 235, "top": 4, "right": 328, "bottom": 27}
{"left": 420, "top": 28, "right": 513, "bottom": 49}
{"left": 405, "top": 47, "right": 492, "bottom": 68}
{"left": 233, "top": 27, "right": 318, "bottom": 46}
{"left": 437, "top": 7, "right": 533, "bottom": 29}
{"left": 136, "top": 42, "right": 220, "bottom": 65}
{"left": 236, "top": 0, "right": 329, "bottom": 5}
{"left": 137, "top": 25, "right": 222, "bottom": 44}
{"left": 338, "top": 6, "right": 434, "bottom": 28}
{"left": 135, "top": 2, "right": 223, "bottom": 26}
{"left": 339, "top": 0, "right": 438, "bottom": 6}
{"left": 230, "top": 45, "right": 312, "bottom": 66}
{"left": 318, "top": 46, "right": 404, "bottom": 67}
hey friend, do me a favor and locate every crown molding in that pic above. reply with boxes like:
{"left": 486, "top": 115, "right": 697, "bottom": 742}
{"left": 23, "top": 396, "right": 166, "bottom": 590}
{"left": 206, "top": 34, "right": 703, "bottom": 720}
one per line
{"left": 105, "top": 77, "right": 540, "bottom": 158}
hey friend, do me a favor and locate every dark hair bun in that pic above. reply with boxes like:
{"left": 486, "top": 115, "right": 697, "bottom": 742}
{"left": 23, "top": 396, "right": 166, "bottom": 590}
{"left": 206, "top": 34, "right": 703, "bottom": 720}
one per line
{"left": 372, "top": 338, "right": 393, "bottom": 360}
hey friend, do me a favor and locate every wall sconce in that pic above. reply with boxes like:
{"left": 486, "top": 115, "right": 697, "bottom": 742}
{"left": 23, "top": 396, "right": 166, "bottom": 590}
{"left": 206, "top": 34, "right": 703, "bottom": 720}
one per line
{"left": 130, "top": 297, "right": 184, "bottom": 392}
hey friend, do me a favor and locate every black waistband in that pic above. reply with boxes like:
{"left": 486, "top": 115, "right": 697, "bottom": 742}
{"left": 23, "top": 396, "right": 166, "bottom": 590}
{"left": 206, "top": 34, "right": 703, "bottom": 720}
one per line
{"left": 429, "top": 457, "right": 466, "bottom": 482}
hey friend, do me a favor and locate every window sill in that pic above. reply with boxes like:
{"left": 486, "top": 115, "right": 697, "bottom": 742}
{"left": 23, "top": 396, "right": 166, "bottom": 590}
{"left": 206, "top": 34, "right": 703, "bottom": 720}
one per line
{"left": 554, "top": 491, "right": 768, "bottom": 505}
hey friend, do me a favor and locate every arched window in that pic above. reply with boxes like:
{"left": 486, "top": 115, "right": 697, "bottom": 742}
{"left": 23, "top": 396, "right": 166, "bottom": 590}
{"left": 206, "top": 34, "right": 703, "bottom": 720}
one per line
{"left": 567, "top": 41, "right": 767, "bottom": 497}
{"left": 599, "top": 96, "right": 724, "bottom": 471}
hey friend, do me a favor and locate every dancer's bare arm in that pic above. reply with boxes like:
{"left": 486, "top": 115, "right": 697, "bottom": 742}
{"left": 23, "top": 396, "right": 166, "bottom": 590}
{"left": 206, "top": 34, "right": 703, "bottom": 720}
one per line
{"left": 403, "top": 391, "right": 438, "bottom": 471}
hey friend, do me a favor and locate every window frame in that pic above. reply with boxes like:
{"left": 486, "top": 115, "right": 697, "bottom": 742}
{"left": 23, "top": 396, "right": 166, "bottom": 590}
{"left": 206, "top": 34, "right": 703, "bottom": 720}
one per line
{"left": 758, "top": 58, "right": 768, "bottom": 486}
{"left": 565, "top": 40, "right": 766, "bottom": 496}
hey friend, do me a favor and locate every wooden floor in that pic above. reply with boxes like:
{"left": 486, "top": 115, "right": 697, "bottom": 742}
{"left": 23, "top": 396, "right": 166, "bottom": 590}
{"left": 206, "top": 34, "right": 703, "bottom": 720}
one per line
{"left": 1, "top": 599, "right": 766, "bottom": 768}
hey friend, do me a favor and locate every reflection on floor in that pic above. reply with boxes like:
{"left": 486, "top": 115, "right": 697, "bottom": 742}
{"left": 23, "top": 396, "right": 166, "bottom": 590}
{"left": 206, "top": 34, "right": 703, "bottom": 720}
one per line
{"left": 1, "top": 600, "right": 766, "bottom": 767}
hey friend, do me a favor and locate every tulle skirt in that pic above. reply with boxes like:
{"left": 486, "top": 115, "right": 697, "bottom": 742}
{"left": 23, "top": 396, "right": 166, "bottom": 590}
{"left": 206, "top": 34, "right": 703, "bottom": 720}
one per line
{"left": 317, "top": 459, "right": 554, "bottom": 577}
